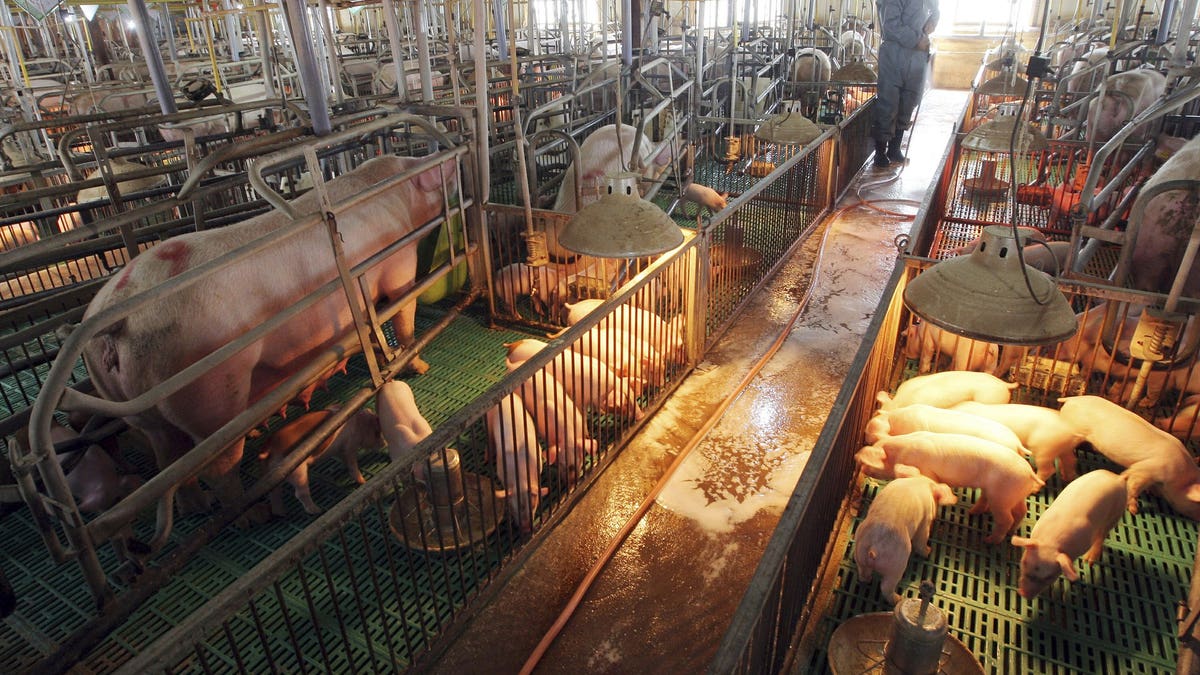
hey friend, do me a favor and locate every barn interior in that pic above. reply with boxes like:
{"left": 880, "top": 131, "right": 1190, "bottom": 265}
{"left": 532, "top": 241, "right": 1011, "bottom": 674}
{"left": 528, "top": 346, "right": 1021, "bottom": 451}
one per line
{"left": 0, "top": 0, "right": 1198, "bottom": 673}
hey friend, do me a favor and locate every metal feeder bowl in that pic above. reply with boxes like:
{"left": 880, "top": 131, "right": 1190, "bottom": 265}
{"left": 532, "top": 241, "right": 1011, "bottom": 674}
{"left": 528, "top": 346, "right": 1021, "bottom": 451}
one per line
{"left": 389, "top": 449, "right": 503, "bottom": 554}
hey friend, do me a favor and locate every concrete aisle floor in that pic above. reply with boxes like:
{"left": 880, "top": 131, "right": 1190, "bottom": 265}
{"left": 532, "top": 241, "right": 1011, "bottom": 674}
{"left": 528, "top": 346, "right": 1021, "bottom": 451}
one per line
{"left": 427, "top": 89, "right": 968, "bottom": 673}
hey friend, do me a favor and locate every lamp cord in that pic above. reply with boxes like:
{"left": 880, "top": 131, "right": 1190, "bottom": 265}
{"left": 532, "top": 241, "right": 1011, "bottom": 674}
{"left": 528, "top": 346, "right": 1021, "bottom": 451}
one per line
{"left": 1007, "top": 0, "right": 1055, "bottom": 305}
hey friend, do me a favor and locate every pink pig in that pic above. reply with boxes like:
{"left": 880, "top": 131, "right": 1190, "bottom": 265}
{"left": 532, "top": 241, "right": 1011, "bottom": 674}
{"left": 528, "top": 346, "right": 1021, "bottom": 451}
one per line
{"left": 856, "top": 431, "right": 1045, "bottom": 543}
{"left": 855, "top": 475, "right": 957, "bottom": 605}
{"left": 952, "top": 401, "right": 1085, "bottom": 482}
{"left": 877, "top": 371, "right": 1017, "bottom": 411}
{"left": 902, "top": 322, "right": 999, "bottom": 374}
{"left": 258, "top": 408, "right": 381, "bottom": 515}
{"left": 488, "top": 391, "right": 546, "bottom": 533}
{"left": 1058, "top": 395, "right": 1200, "bottom": 518}
{"left": 864, "top": 403, "right": 1027, "bottom": 455}
{"left": 376, "top": 380, "right": 434, "bottom": 464}
{"left": 519, "top": 369, "right": 597, "bottom": 485}
{"left": 1012, "top": 469, "right": 1127, "bottom": 598}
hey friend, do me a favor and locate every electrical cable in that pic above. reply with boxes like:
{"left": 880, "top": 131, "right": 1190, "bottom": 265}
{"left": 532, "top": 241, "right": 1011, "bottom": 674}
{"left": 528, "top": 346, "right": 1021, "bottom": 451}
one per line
{"left": 517, "top": 173, "right": 915, "bottom": 675}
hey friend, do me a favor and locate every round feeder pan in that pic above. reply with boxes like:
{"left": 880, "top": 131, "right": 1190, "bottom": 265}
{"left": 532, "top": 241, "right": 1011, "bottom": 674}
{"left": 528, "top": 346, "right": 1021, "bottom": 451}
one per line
{"left": 828, "top": 612, "right": 984, "bottom": 675}
{"left": 389, "top": 473, "right": 504, "bottom": 554}
{"left": 711, "top": 243, "right": 764, "bottom": 278}
{"left": 962, "top": 159, "right": 1010, "bottom": 200}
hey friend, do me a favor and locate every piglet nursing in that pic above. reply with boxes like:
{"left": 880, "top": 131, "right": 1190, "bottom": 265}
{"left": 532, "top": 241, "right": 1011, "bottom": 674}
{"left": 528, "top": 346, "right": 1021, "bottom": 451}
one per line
{"left": 258, "top": 408, "right": 381, "bottom": 515}
{"left": 855, "top": 475, "right": 957, "bottom": 605}
{"left": 1012, "top": 469, "right": 1127, "bottom": 598}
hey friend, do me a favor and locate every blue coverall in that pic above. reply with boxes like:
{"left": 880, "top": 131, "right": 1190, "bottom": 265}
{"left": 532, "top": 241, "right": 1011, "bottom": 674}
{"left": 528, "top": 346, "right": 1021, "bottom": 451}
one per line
{"left": 872, "top": 0, "right": 939, "bottom": 155}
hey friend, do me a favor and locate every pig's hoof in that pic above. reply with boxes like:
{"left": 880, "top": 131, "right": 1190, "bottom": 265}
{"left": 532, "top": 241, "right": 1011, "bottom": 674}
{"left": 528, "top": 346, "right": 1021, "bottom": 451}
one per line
{"left": 408, "top": 357, "right": 430, "bottom": 375}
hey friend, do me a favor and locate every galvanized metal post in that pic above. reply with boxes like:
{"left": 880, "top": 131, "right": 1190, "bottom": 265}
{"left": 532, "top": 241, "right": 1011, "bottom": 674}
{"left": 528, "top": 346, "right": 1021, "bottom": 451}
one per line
{"left": 380, "top": 0, "right": 410, "bottom": 102}
{"left": 316, "top": 0, "right": 344, "bottom": 105}
{"left": 252, "top": 0, "right": 276, "bottom": 98}
{"left": 414, "top": 0, "right": 434, "bottom": 102}
{"left": 223, "top": 0, "right": 242, "bottom": 60}
{"left": 127, "top": 0, "right": 178, "bottom": 114}
{"left": 282, "top": 0, "right": 331, "bottom": 135}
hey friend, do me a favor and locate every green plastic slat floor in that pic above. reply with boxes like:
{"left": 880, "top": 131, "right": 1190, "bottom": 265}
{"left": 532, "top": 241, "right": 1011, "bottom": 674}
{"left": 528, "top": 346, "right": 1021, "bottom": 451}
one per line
{"left": 0, "top": 303, "right": 537, "bottom": 673}
{"left": 802, "top": 442, "right": 1198, "bottom": 673}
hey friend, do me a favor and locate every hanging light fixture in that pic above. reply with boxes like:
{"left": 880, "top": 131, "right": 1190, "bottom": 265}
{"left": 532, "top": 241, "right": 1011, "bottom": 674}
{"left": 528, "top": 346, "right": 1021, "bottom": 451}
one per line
{"left": 962, "top": 115, "right": 1048, "bottom": 153}
{"left": 976, "top": 74, "right": 1030, "bottom": 97}
{"left": 80, "top": 4, "right": 99, "bottom": 21}
{"left": 903, "top": 226, "right": 1077, "bottom": 345}
{"left": 755, "top": 110, "right": 822, "bottom": 146}
{"left": 558, "top": 172, "right": 683, "bottom": 258}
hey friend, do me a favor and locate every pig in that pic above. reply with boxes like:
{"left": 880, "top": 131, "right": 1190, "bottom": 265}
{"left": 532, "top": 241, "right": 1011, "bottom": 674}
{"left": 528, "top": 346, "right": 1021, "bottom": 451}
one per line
{"left": 564, "top": 298, "right": 685, "bottom": 359}
{"left": 1085, "top": 68, "right": 1166, "bottom": 144}
{"left": 1065, "top": 46, "right": 1109, "bottom": 94}
{"left": 505, "top": 338, "right": 549, "bottom": 371}
{"left": 376, "top": 380, "right": 434, "bottom": 463}
{"left": 519, "top": 369, "right": 597, "bottom": 485}
{"left": 682, "top": 183, "right": 728, "bottom": 213}
{"left": 493, "top": 262, "right": 567, "bottom": 317}
{"left": 855, "top": 475, "right": 957, "bottom": 605}
{"left": 877, "top": 371, "right": 1018, "bottom": 411}
{"left": 80, "top": 154, "right": 451, "bottom": 545}
{"left": 952, "top": 401, "right": 1084, "bottom": 481}
{"left": 864, "top": 403, "right": 1027, "bottom": 455}
{"left": 18, "top": 422, "right": 145, "bottom": 513}
{"left": 505, "top": 339, "right": 642, "bottom": 419}
{"left": 1045, "top": 303, "right": 1140, "bottom": 378}
{"left": 1128, "top": 133, "right": 1200, "bottom": 298}
{"left": 571, "top": 326, "right": 665, "bottom": 394}
{"left": 258, "top": 408, "right": 381, "bottom": 515}
{"left": 902, "top": 321, "right": 999, "bottom": 374}
{"left": 856, "top": 431, "right": 1045, "bottom": 543}
{"left": 790, "top": 47, "right": 833, "bottom": 82}
{"left": 1153, "top": 393, "right": 1200, "bottom": 439}
{"left": 488, "top": 391, "right": 546, "bottom": 533}
{"left": 548, "top": 124, "right": 675, "bottom": 260}
{"left": 1057, "top": 395, "right": 1200, "bottom": 518}
{"left": 1011, "top": 469, "right": 1128, "bottom": 598}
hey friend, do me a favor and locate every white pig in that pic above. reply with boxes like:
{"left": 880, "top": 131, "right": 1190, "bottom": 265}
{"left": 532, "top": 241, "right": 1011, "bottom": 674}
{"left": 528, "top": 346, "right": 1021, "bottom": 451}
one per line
{"left": 258, "top": 408, "right": 381, "bottom": 515}
{"left": 902, "top": 321, "right": 999, "bottom": 374}
{"left": 856, "top": 431, "right": 1045, "bottom": 543}
{"left": 493, "top": 262, "right": 567, "bottom": 317}
{"left": 505, "top": 340, "right": 642, "bottom": 419}
{"left": 571, "top": 326, "right": 665, "bottom": 394}
{"left": 1085, "top": 69, "right": 1166, "bottom": 144}
{"left": 864, "top": 403, "right": 1027, "bottom": 455}
{"left": 505, "top": 338, "right": 549, "bottom": 371}
{"left": 1129, "top": 133, "right": 1200, "bottom": 298}
{"left": 519, "top": 369, "right": 596, "bottom": 484}
{"left": 1065, "top": 45, "right": 1108, "bottom": 94}
{"left": 952, "top": 401, "right": 1084, "bottom": 482}
{"left": 1011, "top": 469, "right": 1127, "bottom": 598}
{"left": 376, "top": 380, "right": 434, "bottom": 463}
{"left": 1154, "top": 393, "right": 1200, "bottom": 439}
{"left": 564, "top": 298, "right": 685, "bottom": 359}
{"left": 791, "top": 47, "right": 833, "bottom": 82}
{"left": 1058, "top": 395, "right": 1200, "bottom": 518}
{"left": 488, "top": 391, "right": 546, "bottom": 533}
{"left": 29, "top": 422, "right": 145, "bottom": 513}
{"left": 855, "top": 475, "right": 957, "bottom": 605}
{"left": 877, "top": 371, "right": 1018, "bottom": 411}
{"left": 682, "top": 183, "right": 728, "bottom": 212}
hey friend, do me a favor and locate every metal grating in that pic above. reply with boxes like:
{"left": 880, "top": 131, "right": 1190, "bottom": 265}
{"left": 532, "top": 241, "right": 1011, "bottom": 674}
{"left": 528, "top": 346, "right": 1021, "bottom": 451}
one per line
{"left": 801, "top": 449, "right": 1197, "bottom": 674}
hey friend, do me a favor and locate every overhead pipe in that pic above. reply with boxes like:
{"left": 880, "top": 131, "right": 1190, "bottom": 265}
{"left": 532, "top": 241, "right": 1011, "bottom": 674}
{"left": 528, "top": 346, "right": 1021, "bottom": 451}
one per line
{"left": 282, "top": 0, "right": 331, "bottom": 135}
{"left": 127, "top": 0, "right": 177, "bottom": 114}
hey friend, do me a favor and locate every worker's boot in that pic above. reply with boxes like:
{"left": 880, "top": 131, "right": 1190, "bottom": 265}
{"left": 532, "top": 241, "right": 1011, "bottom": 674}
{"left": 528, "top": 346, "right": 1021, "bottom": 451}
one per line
{"left": 886, "top": 136, "right": 906, "bottom": 163}
{"left": 873, "top": 139, "right": 890, "bottom": 167}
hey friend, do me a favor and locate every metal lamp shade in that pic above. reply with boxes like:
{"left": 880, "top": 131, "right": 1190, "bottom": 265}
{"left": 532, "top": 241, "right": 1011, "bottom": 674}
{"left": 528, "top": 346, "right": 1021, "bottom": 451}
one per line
{"left": 558, "top": 192, "right": 684, "bottom": 258}
{"left": 755, "top": 112, "right": 823, "bottom": 145}
{"left": 903, "top": 226, "right": 1077, "bottom": 345}
{"left": 976, "top": 74, "right": 1029, "bottom": 96}
{"left": 962, "top": 117, "right": 1048, "bottom": 153}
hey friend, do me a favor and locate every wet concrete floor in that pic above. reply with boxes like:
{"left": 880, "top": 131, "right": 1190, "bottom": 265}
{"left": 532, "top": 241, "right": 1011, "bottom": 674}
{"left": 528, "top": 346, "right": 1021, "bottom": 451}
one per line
{"left": 426, "top": 89, "right": 969, "bottom": 673}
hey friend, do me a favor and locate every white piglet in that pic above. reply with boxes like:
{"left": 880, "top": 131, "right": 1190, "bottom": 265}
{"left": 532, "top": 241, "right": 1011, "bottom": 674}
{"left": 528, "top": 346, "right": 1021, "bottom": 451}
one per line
{"left": 903, "top": 321, "right": 999, "bottom": 374}
{"left": 856, "top": 431, "right": 1045, "bottom": 543}
{"left": 519, "top": 369, "right": 597, "bottom": 484}
{"left": 1058, "top": 395, "right": 1200, "bottom": 518}
{"left": 259, "top": 409, "right": 382, "bottom": 516}
{"left": 877, "top": 371, "right": 1018, "bottom": 411}
{"left": 488, "top": 391, "right": 547, "bottom": 533}
{"left": 855, "top": 475, "right": 957, "bottom": 605}
{"left": 377, "top": 380, "right": 434, "bottom": 463}
{"left": 952, "top": 401, "right": 1085, "bottom": 482}
{"left": 864, "top": 403, "right": 1027, "bottom": 455}
{"left": 1012, "top": 469, "right": 1128, "bottom": 598}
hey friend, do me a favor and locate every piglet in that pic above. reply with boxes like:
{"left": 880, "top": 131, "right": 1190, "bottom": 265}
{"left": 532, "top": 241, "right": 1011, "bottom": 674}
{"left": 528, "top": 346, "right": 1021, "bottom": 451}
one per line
{"left": 1058, "top": 395, "right": 1200, "bottom": 518}
{"left": 505, "top": 338, "right": 549, "bottom": 371}
{"left": 952, "top": 401, "right": 1084, "bottom": 482}
{"left": 1154, "top": 393, "right": 1200, "bottom": 439}
{"left": 563, "top": 299, "right": 685, "bottom": 360}
{"left": 856, "top": 431, "right": 1045, "bottom": 543}
{"left": 505, "top": 339, "right": 643, "bottom": 419}
{"left": 258, "top": 408, "right": 381, "bottom": 515}
{"left": 855, "top": 475, "right": 957, "bottom": 605}
{"left": 1012, "top": 469, "right": 1127, "bottom": 598}
{"left": 865, "top": 403, "right": 1026, "bottom": 455}
{"left": 877, "top": 371, "right": 1018, "bottom": 411}
{"left": 902, "top": 321, "right": 999, "bottom": 374}
{"left": 519, "top": 369, "right": 597, "bottom": 485}
{"left": 488, "top": 391, "right": 547, "bottom": 533}
{"left": 377, "top": 380, "right": 434, "bottom": 463}
{"left": 493, "top": 262, "right": 566, "bottom": 317}
{"left": 682, "top": 183, "right": 728, "bottom": 212}
{"left": 572, "top": 326, "right": 665, "bottom": 394}
{"left": 39, "top": 422, "right": 144, "bottom": 513}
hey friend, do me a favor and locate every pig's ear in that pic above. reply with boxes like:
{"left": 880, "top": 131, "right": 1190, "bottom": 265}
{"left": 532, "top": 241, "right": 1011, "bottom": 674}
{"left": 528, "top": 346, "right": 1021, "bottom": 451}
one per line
{"left": 1185, "top": 482, "right": 1200, "bottom": 502}
{"left": 876, "top": 391, "right": 892, "bottom": 407}
{"left": 546, "top": 445, "right": 558, "bottom": 466}
{"left": 1057, "top": 552, "right": 1079, "bottom": 581}
{"left": 494, "top": 488, "right": 509, "bottom": 499}
{"left": 1011, "top": 536, "right": 1036, "bottom": 549}
{"left": 538, "top": 487, "right": 550, "bottom": 496}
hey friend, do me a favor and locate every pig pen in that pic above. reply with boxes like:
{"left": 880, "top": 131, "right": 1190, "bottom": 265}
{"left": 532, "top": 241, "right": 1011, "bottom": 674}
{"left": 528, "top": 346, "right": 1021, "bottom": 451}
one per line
{"left": 0, "top": 97, "right": 879, "bottom": 673}
{"left": 712, "top": 108, "right": 1200, "bottom": 673}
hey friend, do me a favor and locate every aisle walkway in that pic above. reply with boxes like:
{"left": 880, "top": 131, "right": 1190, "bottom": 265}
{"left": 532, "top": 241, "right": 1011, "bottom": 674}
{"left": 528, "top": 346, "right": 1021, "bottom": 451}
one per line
{"left": 427, "top": 89, "right": 968, "bottom": 673}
